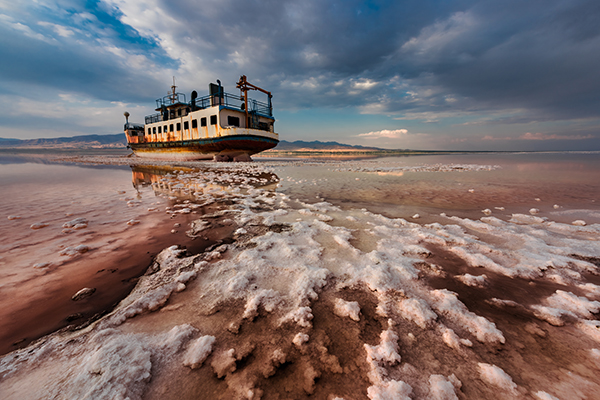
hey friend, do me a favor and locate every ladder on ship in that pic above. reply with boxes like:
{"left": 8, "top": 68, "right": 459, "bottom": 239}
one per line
{"left": 249, "top": 110, "right": 259, "bottom": 129}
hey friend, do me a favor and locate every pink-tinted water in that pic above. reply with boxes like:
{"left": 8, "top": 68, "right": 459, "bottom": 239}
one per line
{"left": 275, "top": 152, "right": 600, "bottom": 224}
{"left": 0, "top": 159, "right": 230, "bottom": 355}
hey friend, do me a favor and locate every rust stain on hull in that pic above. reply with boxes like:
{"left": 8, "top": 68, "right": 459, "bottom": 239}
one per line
{"left": 128, "top": 135, "right": 279, "bottom": 161}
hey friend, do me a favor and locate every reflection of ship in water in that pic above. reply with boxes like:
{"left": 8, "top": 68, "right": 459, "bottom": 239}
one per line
{"left": 131, "top": 165, "right": 279, "bottom": 201}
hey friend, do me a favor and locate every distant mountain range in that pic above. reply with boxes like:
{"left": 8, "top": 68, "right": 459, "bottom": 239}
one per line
{"left": 0, "top": 134, "right": 127, "bottom": 148}
{"left": 0, "top": 134, "right": 387, "bottom": 152}
{"left": 266, "top": 140, "right": 383, "bottom": 152}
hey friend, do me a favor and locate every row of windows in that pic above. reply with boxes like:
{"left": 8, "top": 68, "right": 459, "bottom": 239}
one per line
{"left": 147, "top": 115, "right": 218, "bottom": 135}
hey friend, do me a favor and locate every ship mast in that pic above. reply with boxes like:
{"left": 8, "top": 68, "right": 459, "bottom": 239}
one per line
{"left": 169, "top": 76, "right": 177, "bottom": 104}
{"left": 236, "top": 75, "right": 272, "bottom": 127}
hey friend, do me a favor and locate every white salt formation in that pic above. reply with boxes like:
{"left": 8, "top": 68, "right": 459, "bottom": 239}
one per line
{"left": 1, "top": 160, "right": 599, "bottom": 400}
{"left": 333, "top": 298, "right": 361, "bottom": 321}
{"left": 62, "top": 217, "right": 88, "bottom": 229}
{"left": 183, "top": 335, "right": 216, "bottom": 369}
{"left": 477, "top": 363, "right": 518, "bottom": 395}
{"left": 59, "top": 244, "right": 89, "bottom": 257}
{"left": 456, "top": 273, "right": 487, "bottom": 288}
{"left": 71, "top": 287, "right": 96, "bottom": 301}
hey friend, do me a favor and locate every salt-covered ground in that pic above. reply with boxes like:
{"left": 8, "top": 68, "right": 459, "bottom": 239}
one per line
{"left": 1, "top": 153, "right": 600, "bottom": 399}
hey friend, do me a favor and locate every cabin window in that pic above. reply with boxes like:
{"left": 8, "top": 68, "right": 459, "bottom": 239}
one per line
{"left": 201, "top": 117, "right": 207, "bottom": 127}
{"left": 164, "top": 125, "right": 167, "bottom": 133}
{"left": 158, "top": 126, "right": 162, "bottom": 134}
{"left": 184, "top": 121, "right": 189, "bottom": 130}
{"left": 210, "top": 115, "right": 217, "bottom": 125}
{"left": 176, "top": 122, "right": 181, "bottom": 131}
{"left": 153, "top": 127, "right": 157, "bottom": 134}
{"left": 147, "top": 128, "right": 151, "bottom": 135}
{"left": 227, "top": 116, "right": 240, "bottom": 127}
{"left": 192, "top": 119, "right": 198, "bottom": 129}
{"left": 177, "top": 109, "right": 182, "bottom": 117}
{"left": 169, "top": 124, "right": 174, "bottom": 132}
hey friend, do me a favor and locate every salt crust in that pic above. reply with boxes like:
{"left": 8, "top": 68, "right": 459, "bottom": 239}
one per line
{"left": 60, "top": 244, "right": 90, "bottom": 257}
{"left": 211, "top": 348, "right": 236, "bottom": 377}
{"left": 477, "top": 363, "right": 518, "bottom": 395}
{"left": 448, "top": 215, "right": 600, "bottom": 279}
{"left": 63, "top": 217, "right": 88, "bottom": 228}
{"left": 333, "top": 298, "right": 361, "bottom": 321}
{"left": 3, "top": 162, "right": 600, "bottom": 398}
{"left": 97, "top": 246, "right": 208, "bottom": 328}
{"left": 429, "top": 374, "right": 460, "bottom": 400}
{"left": 440, "top": 326, "right": 472, "bottom": 349}
{"left": 531, "top": 290, "right": 600, "bottom": 326}
{"left": 335, "top": 163, "right": 499, "bottom": 174}
{"left": 578, "top": 283, "right": 600, "bottom": 298}
{"left": 534, "top": 391, "right": 560, "bottom": 400}
{"left": 0, "top": 324, "right": 199, "bottom": 400}
{"left": 366, "top": 380, "right": 413, "bottom": 400}
{"left": 293, "top": 332, "right": 309, "bottom": 348}
{"left": 430, "top": 289, "right": 505, "bottom": 344}
{"left": 398, "top": 298, "right": 437, "bottom": 329}
{"left": 456, "top": 273, "right": 487, "bottom": 288}
{"left": 364, "top": 322, "right": 412, "bottom": 400}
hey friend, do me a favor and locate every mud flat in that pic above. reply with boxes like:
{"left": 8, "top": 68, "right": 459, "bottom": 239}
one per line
{"left": 1, "top": 153, "right": 600, "bottom": 399}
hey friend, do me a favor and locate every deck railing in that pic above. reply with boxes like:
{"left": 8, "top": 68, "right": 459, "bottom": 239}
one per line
{"left": 155, "top": 92, "right": 187, "bottom": 109}
{"left": 145, "top": 91, "right": 273, "bottom": 124}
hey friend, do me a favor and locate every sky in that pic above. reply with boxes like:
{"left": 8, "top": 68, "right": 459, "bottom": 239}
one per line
{"left": 0, "top": 0, "right": 599, "bottom": 150}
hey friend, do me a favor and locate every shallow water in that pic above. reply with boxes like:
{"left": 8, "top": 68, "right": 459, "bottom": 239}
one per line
{"left": 0, "top": 159, "right": 252, "bottom": 354}
{"left": 275, "top": 153, "right": 600, "bottom": 221}
{"left": 1, "top": 151, "right": 600, "bottom": 400}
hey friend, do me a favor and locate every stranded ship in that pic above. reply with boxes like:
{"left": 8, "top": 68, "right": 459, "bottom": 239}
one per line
{"left": 123, "top": 76, "right": 279, "bottom": 161}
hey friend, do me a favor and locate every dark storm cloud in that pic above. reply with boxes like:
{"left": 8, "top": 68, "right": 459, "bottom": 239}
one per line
{"left": 135, "top": 0, "right": 599, "bottom": 123}
{"left": 391, "top": 0, "right": 600, "bottom": 121}
{"left": 2, "top": 0, "right": 599, "bottom": 126}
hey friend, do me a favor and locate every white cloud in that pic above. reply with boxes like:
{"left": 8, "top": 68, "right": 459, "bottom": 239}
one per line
{"left": 0, "top": 14, "right": 53, "bottom": 43}
{"left": 356, "top": 129, "right": 408, "bottom": 139}
{"left": 352, "top": 79, "right": 378, "bottom": 90}
{"left": 38, "top": 21, "right": 75, "bottom": 37}
{"left": 1, "top": 90, "right": 146, "bottom": 132}
{"left": 401, "top": 11, "right": 478, "bottom": 61}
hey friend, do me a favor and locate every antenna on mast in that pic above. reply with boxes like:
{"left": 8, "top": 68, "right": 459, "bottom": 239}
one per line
{"left": 170, "top": 76, "right": 177, "bottom": 103}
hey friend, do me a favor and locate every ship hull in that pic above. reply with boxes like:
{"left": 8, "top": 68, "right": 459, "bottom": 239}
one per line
{"left": 125, "top": 78, "right": 279, "bottom": 161}
{"left": 128, "top": 134, "right": 278, "bottom": 161}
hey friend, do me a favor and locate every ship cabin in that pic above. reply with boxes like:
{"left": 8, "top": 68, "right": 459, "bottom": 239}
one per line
{"left": 126, "top": 80, "right": 275, "bottom": 145}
